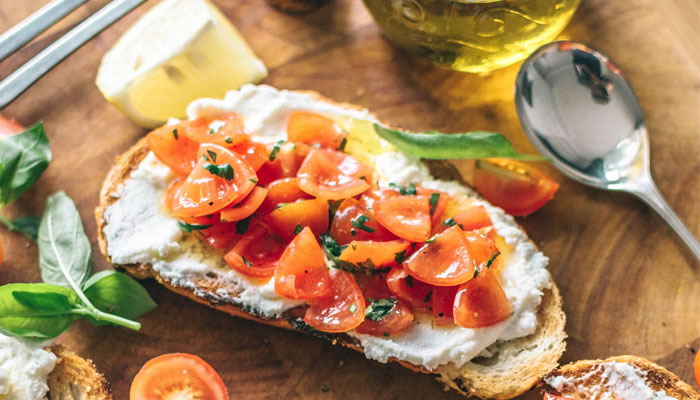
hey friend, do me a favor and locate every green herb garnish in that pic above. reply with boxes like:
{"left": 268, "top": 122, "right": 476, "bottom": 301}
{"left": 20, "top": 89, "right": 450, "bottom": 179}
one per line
{"left": 236, "top": 217, "right": 251, "bottom": 235}
{"left": 365, "top": 298, "right": 396, "bottom": 321}
{"left": 389, "top": 182, "right": 416, "bottom": 196}
{"left": 404, "top": 275, "right": 414, "bottom": 287}
{"left": 242, "top": 256, "right": 253, "bottom": 266}
{"left": 0, "top": 215, "right": 40, "bottom": 240}
{"left": 429, "top": 193, "right": 440, "bottom": 215}
{"left": 203, "top": 163, "right": 234, "bottom": 181}
{"left": 351, "top": 214, "right": 375, "bottom": 233}
{"left": 172, "top": 128, "right": 178, "bottom": 140}
{"left": 207, "top": 150, "right": 218, "bottom": 162}
{"left": 293, "top": 224, "right": 304, "bottom": 235}
{"left": 394, "top": 249, "right": 409, "bottom": 264}
{"left": 349, "top": 303, "right": 357, "bottom": 314}
{"left": 423, "top": 290, "right": 432, "bottom": 303}
{"left": 442, "top": 218, "right": 456, "bottom": 227}
{"left": 269, "top": 140, "right": 285, "bottom": 161}
{"left": 178, "top": 221, "right": 213, "bottom": 233}
{"left": 338, "top": 137, "right": 347, "bottom": 151}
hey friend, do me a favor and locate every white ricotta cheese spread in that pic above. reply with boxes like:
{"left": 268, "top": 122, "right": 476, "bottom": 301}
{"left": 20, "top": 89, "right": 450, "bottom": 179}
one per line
{"left": 0, "top": 335, "right": 56, "bottom": 400}
{"left": 103, "top": 84, "right": 551, "bottom": 371}
{"left": 544, "top": 361, "right": 678, "bottom": 400}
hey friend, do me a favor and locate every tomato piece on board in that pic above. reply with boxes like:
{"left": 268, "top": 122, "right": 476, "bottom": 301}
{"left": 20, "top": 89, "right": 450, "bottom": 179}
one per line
{"left": 224, "top": 221, "right": 286, "bottom": 279}
{"left": 232, "top": 140, "right": 268, "bottom": 171}
{"left": 275, "top": 227, "right": 332, "bottom": 300}
{"left": 256, "top": 142, "right": 311, "bottom": 185}
{"left": 339, "top": 240, "right": 409, "bottom": 269}
{"left": 386, "top": 266, "right": 433, "bottom": 313}
{"left": 694, "top": 350, "right": 700, "bottom": 388}
{"left": 330, "top": 197, "right": 397, "bottom": 245}
{"left": 266, "top": 199, "right": 329, "bottom": 241}
{"left": 432, "top": 285, "right": 459, "bottom": 325}
{"left": 258, "top": 177, "right": 312, "bottom": 214}
{"left": 453, "top": 205, "right": 493, "bottom": 231}
{"left": 472, "top": 159, "right": 559, "bottom": 216}
{"left": 0, "top": 115, "right": 24, "bottom": 138}
{"left": 304, "top": 270, "right": 366, "bottom": 333}
{"left": 287, "top": 111, "right": 348, "bottom": 150}
{"left": 403, "top": 225, "right": 474, "bottom": 286}
{"left": 129, "top": 353, "right": 228, "bottom": 400}
{"left": 171, "top": 144, "right": 257, "bottom": 218}
{"left": 417, "top": 188, "right": 449, "bottom": 226}
{"left": 220, "top": 186, "right": 268, "bottom": 222}
{"left": 464, "top": 231, "right": 501, "bottom": 272}
{"left": 296, "top": 148, "right": 372, "bottom": 200}
{"left": 181, "top": 113, "right": 248, "bottom": 147}
{"left": 453, "top": 267, "right": 512, "bottom": 329}
{"left": 355, "top": 275, "right": 414, "bottom": 337}
{"left": 543, "top": 395, "right": 585, "bottom": 400}
{"left": 375, "top": 195, "right": 432, "bottom": 242}
{"left": 180, "top": 214, "right": 241, "bottom": 251}
{"left": 146, "top": 123, "right": 199, "bottom": 176}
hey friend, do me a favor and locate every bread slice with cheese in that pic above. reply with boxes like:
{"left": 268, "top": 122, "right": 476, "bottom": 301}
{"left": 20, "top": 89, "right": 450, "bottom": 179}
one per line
{"left": 95, "top": 85, "right": 566, "bottom": 399}
{"left": 47, "top": 345, "right": 112, "bottom": 400}
{"left": 541, "top": 355, "right": 700, "bottom": 400}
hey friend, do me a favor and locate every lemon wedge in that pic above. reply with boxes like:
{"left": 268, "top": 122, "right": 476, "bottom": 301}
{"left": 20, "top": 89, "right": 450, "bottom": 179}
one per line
{"left": 96, "top": 0, "right": 267, "bottom": 128}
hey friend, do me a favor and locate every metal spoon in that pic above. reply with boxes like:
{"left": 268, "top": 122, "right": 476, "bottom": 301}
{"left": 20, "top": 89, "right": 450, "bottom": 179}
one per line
{"left": 514, "top": 40, "right": 700, "bottom": 261}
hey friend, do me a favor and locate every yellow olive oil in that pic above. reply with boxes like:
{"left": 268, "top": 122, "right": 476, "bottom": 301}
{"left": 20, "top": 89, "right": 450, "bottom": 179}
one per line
{"left": 363, "top": 0, "right": 580, "bottom": 72}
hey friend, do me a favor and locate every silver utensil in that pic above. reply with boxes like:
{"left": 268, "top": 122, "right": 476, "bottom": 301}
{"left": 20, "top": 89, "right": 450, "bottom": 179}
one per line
{"left": 514, "top": 40, "right": 700, "bottom": 261}
{"left": 0, "top": 0, "right": 145, "bottom": 109}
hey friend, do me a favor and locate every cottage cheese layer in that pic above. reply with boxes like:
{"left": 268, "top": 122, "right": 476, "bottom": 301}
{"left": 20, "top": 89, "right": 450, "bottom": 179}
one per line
{"left": 0, "top": 335, "right": 56, "bottom": 400}
{"left": 103, "top": 84, "right": 551, "bottom": 371}
{"left": 545, "top": 361, "right": 678, "bottom": 400}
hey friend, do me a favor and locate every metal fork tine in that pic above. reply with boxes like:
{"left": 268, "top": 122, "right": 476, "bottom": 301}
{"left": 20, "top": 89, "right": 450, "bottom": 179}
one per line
{"left": 0, "top": 0, "right": 88, "bottom": 63}
{"left": 0, "top": 0, "right": 145, "bottom": 109}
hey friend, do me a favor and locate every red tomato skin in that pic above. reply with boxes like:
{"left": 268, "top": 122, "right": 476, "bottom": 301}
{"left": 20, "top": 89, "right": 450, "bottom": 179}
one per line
{"left": 304, "top": 270, "right": 366, "bottom": 333}
{"left": 374, "top": 195, "right": 432, "bottom": 242}
{"left": 266, "top": 199, "right": 329, "bottom": 241}
{"left": 232, "top": 140, "right": 268, "bottom": 171}
{"left": 181, "top": 113, "right": 248, "bottom": 147}
{"left": 694, "top": 350, "right": 700, "bottom": 389}
{"left": 453, "top": 268, "right": 512, "bottom": 329}
{"left": 129, "top": 353, "right": 229, "bottom": 400}
{"left": 0, "top": 115, "right": 24, "bottom": 138}
{"left": 330, "top": 197, "right": 397, "bottom": 245}
{"left": 453, "top": 205, "right": 493, "bottom": 231}
{"left": 287, "top": 111, "right": 347, "bottom": 150}
{"left": 338, "top": 240, "right": 409, "bottom": 268}
{"left": 178, "top": 214, "right": 240, "bottom": 251}
{"left": 464, "top": 231, "right": 500, "bottom": 271}
{"left": 274, "top": 227, "right": 332, "bottom": 300}
{"left": 296, "top": 148, "right": 372, "bottom": 200}
{"left": 473, "top": 159, "right": 559, "bottom": 216}
{"left": 257, "top": 142, "right": 311, "bottom": 185}
{"left": 417, "top": 188, "right": 449, "bottom": 226}
{"left": 403, "top": 225, "right": 475, "bottom": 287}
{"left": 355, "top": 275, "right": 414, "bottom": 336}
{"left": 224, "top": 221, "right": 286, "bottom": 279}
{"left": 386, "top": 266, "right": 433, "bottom": 313}
{"left": 432, "top": 285, "right": 459, "bottom": 325}
{"left": 220, "top": 186, "right": 268, "bottom": 222}
{"left": 258, "top": 177, "right": 312, "bottom": 214}
{"left": 146, "top": 124, "right": 199, "bottom": 176}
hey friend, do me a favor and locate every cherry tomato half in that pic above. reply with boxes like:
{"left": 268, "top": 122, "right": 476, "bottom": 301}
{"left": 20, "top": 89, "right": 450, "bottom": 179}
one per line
{"left": 453, "top": 267, "right": 512, "bottom": 329}
{"left": 694, "top": 350, "right": 700, "bottom": 389}
{"left": 386, "top": 266, "right": 433, "bottom": 313}
{"left": 181, "top": 113, "right": 248, "bottom": 147}
{"left": 453, "top": 205, "right": 493, "bottom": 232}
{"left": 146, "top": 123, "right": 199, "bottom": 176}
{"left": 355, "top": 275, "right": 414, "bottom": 337}
{"left": 266, "top": 199, "right": 329, "bottom": 241}
{"left": 330, "top": 197, "right": 396, "bottom": 245}
{"left": 287, "top": 111, "right": 347, "bottom": 150}
{"left": 220, "top": 186, "right": 268, "bottom": 222}
{"left": 296, "top": 148, "right": 372, "bottom": 200}
{"left": 304, "top": 270, "right": 366, "bottom": 333}
{"left": 403, "top": 225, "right": 474, "bottom": 287}
{"left": 224, "top": 221, "right": 285, "bottom": 279}
{"left": 274, "top": 227, "right": 332, "bottom": 300}
{"left": 338, "top": 240, "right": 409, "bottom": 269}
{"left": 374, "top": 195, "right": 432, "bottom": 242}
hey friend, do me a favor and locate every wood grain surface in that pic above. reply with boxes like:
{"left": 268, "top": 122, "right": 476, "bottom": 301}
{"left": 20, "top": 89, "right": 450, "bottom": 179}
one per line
{"left": 1, "top": 0, "right": 698, "bottom": 399}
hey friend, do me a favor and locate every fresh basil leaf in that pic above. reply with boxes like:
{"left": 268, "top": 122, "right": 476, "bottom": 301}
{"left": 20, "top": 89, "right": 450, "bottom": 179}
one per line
{"left": 0, "top": 214, "right": 41, "bottom": 240}
{"left": 38, "top": 192, "right": 92, "bottom": 289}
{"left": 365, "top": 298, "right": 396, "bottom": 322}
{"left": 0, "top": 283, "right": 79, "bottom": 339}
{"left": 83, "top": 271, "right": 157, "bottom": 321}
{"left": 373, "top": 124, "right": 546, "bottom": 161}
{"left": 0, "top": 123, "right": 51, "bottom": 206}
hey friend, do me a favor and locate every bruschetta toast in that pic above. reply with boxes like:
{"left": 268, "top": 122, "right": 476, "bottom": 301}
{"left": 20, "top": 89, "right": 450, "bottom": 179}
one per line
{"left": 48, "top": 345, "right": 112, "bottom": 400}
{"left": 541, "top": 355, "right": 700, "bottom": 400}
{"left": 96, "top": 84, "right": 566, "bottom": 399}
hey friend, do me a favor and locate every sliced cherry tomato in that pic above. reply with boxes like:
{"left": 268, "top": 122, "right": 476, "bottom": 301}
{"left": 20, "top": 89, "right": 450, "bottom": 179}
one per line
{"left": 266, "top": 199, "right": 329, "bottom": 241}
{"left": 0, "top": 115, "right": 24, "bottom": 138}
{"left": 274, "top": 227, "right": 332, "bottom": 300}
{"left": 403, "top": 225, "right": 474, "bottom": 286}
{"left": 464, "top": 231, "right": 500, "bottom": 272}
{"left": 146, "top": 123, "right": 199, "bottom": 176}
{"left": 129, "top": 353, "right": 228, "bottom": 400}
{"left": 180, "top": 214, "right": 241, "bottom": 251}
{"left": 473, "top": 159, "right": 559, "bottom": 216}
{"left": 296, "top": 148, "right": 372, "bottom": 200}
{"left": 453, "top": 205, "right": 493, "bottom": 231}
{"left": 543, "top": 393, "right": 585, "bottom": 400}
{"left": 453, "top": 267, "right": 512, "bottom": 329}
{"left": 432, "top": 285, "right": 459, "bottom": 325}
{"left": 304, "top": 270, "right": 366, "bottom": 333}
{"left": 339, "top": 240, "right": 409, "bottom": 269}
{"left": 258, "top": 177, "right": 312, "bottom": 214}
{"left": 330, "top": 197, "right": 397, "bottom": 245}
{"left": 220, "top": 186, "right": 268, "bottom": 222}
{"left": 694, "top": 350, "right": 700, "bottom": 388}
{"left": 224, "top": 221, "right": 285, "bottom": 279}
{"left": 232, "top": 140, "right": 268, "bottom": 171}
{"left": 181, "top": 113, "right": 248, "bottom": 147}
{"left": 355, "top": 275, "right": 414, "bottom": 336}
{"left": 417, "top": 188, "right": 449, "bottom": 226}
{"left": 375, "top": 195, "right": 431, "bottom": 242}
{"left": 256, "top": 142, "right": 311, "bottom": 185}
{"left": 386, "top": 266, "right": 433, "bottom": 313}
{"left": 171, "top": 144, "right": 257, "bottom": 218}
{"left": 287, "top": 111, "right": 347, "bottom": 150}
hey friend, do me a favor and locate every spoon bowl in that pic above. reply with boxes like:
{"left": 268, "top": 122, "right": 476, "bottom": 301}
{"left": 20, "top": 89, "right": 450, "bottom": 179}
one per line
{"left": 515, "top": 40, "right": 700, "bottom": 261}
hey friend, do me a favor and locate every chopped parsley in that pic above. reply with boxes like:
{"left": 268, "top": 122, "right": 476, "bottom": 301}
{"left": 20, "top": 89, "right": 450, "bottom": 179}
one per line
{"left": 349, "top": 303, "right": 357, "bottom": 314}
{"left": 293, "top": 224, "right": 304, "bottom": 235}
{"left": 351, "top": 214, "right": 375, "bottom": 233}
{"left": 249, "top": 178, "right": 258, "bottom": 184}
{"left": 172, "top": 128, "right": 178, "bottom": 140}
{"left": 429, "top": 193, "right": 440, "bottom": 215}
{"left": 423, "top": 290, "right": 432, "bottom": 303}
{"left": 206, "top": 150, "right": 218, "bottom": 162}
{"left": 365, "top": 298, "right": 396, "bottom": 321}
{"left": 320, "top": 234, "right": 346, "bottom": 258}
{"left": 425, "top": 234, "right": 438, "bottom": 243}
{"left": 394, "top": 249, "right": 409, "bottom": 264}
{"left": 389, "top": 182, "right": 416, "bottom": 196}
{"left": 203, "top": 163, "right": 234, "bottom": 181}
{"left": 486, "top": 252, "right": 500, "bottom": 268}
{"left": 404, "top": 275, "right": 414, "bottom": 287}
{"left": 338, "top": 137, "right": 348, "bottom": 151}
{"left": 269, "top": 140, "right": 285, "bottom": 161}
{"left": 236, "top": 216, "right": 251, "bottom": 235}
{"left": 178, "top": 221, "right": 212, "bottom": 233}
{"left": 241, "top": 256, "right": 253, "bottom": 266}
{"left": 225, "top": 136, "right": 233, "bottom": 143}
{"left": 442, "top": 218, "right": 456, "bottom": 227}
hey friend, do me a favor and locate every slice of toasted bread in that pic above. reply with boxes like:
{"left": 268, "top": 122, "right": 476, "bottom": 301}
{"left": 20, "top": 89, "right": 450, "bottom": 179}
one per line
{"left": 47, "top": 345, "right": 112, "bottom": 400}
{"left": 541, "top": 355, "right": 700, "bottom": 400}
{"left": 95, "top": 89, "right": 566, "bottom": 399}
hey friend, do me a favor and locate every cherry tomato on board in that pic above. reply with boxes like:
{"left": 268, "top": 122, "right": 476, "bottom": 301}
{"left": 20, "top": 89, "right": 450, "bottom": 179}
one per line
{"left": 330, "top": 197, "right": 397, "bottom": 245}
{"left": 274, "top": 227, "right": 332, "bottom": 300}
{"left": 258, "top": 177, "right": 312, "bottom": 214}
{"left": 453, "top": 205, "right": 493, "bottom": 232}
{"left": 355, "top": 274, "right": 414, "bottom": 337}
{"left": 432, "top": 285, "right": 459, "bottom": 325}
{"left": 180, "top": 214, "right": 240, "bottom": 251}
{"left": 453, "top": 267, "right": 512, "bottom": 329}
{"left": 386, "top": 266, "right": 433, "bottom": 313}
{"left": 232, "top": 139, "right": 268, "bottom": 171}
{"left": 220, "top": 186, "right": 268, "bottom": 222}
{"left": 0, "top": 115, "right": 24, "bottom": 138}
{"left": 417, "top": 188, "right": 449, "bottom": 227}
{"left": 256, "top": 142, "right": 310, "bottom": 185}
{"left": 304, "top": 270, "right": 366, "bottom": 333}
{"left": 694, "top": 350, "right": 700, "bottom": 388}
{"left": 403, "top": 225, "right": 474, "bottom": 287}
{"left": 338, "top": 240, "right": 409, "bottom": 269}
{"left": 146, "top": 123, "right": 199, "bottom": 176}
{"left": 472, "top": 159, "right": 559, "bottom": 216}
{"left": 296, "top": 148, "right": 372, "bottom": 200}
{"left": 286, "top": 111, "right": 347, "bottom": 150}
{"left": 224, "top": 220, "right": 286, "bottom": 279}
{"left": 266, "top": 199, "right": 329, "bottom": 241}
{"left": 129, "top": 353, "right": 228, "bottom": 400}
{"left": 374, "top": 195, "right": 432, "bottom": 242}
{"left": 181, "top": 113, "right": 248, "bottom": 148}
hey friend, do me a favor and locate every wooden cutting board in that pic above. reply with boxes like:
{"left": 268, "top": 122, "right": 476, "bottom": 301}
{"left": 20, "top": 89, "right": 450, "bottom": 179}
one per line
{"left": 1, "top": 0, "right": 698, "bottom": 398}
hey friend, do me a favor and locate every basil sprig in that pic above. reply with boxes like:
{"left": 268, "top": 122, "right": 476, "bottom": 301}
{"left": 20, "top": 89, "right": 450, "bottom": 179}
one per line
{"left": 0, "top": 192, "right": 157, "bottom": 339}
{"left": 373, "top": 124, "right": 546, "bottom": 161}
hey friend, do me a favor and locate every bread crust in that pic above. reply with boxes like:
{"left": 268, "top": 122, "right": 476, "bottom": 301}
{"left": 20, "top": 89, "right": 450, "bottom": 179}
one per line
{"left": 48, "top": 345, "right": 112, "bottom": 400}
{"left": 95, "top": 91, "right": 567, "bottom": 399}
{"left": 542, "top": 355, "right": 700, "bottom": 399}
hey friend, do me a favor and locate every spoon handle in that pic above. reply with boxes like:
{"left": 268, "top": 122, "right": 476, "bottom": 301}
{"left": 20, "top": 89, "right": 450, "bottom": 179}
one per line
{"left": 629, "top": 178, "right": 700, "bottom": 262}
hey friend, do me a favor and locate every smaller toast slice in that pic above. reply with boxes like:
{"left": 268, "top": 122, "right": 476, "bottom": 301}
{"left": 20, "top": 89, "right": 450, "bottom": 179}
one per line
{"left": 47, "top": 345, "right": 112, "bottom": 400}
{"left": 541, "top": 355, "right": 699, "bottom": 400}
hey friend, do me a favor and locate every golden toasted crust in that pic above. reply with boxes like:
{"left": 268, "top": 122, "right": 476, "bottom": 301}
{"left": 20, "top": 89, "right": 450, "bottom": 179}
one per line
{"left": 95, "top": 90, "right": 567, "bottom": 399}
{"left": 542, "top": 355, "right": 700, "bottom": 399}
{"left": 47, "top": 345, "right": 112, "bottom": 400}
